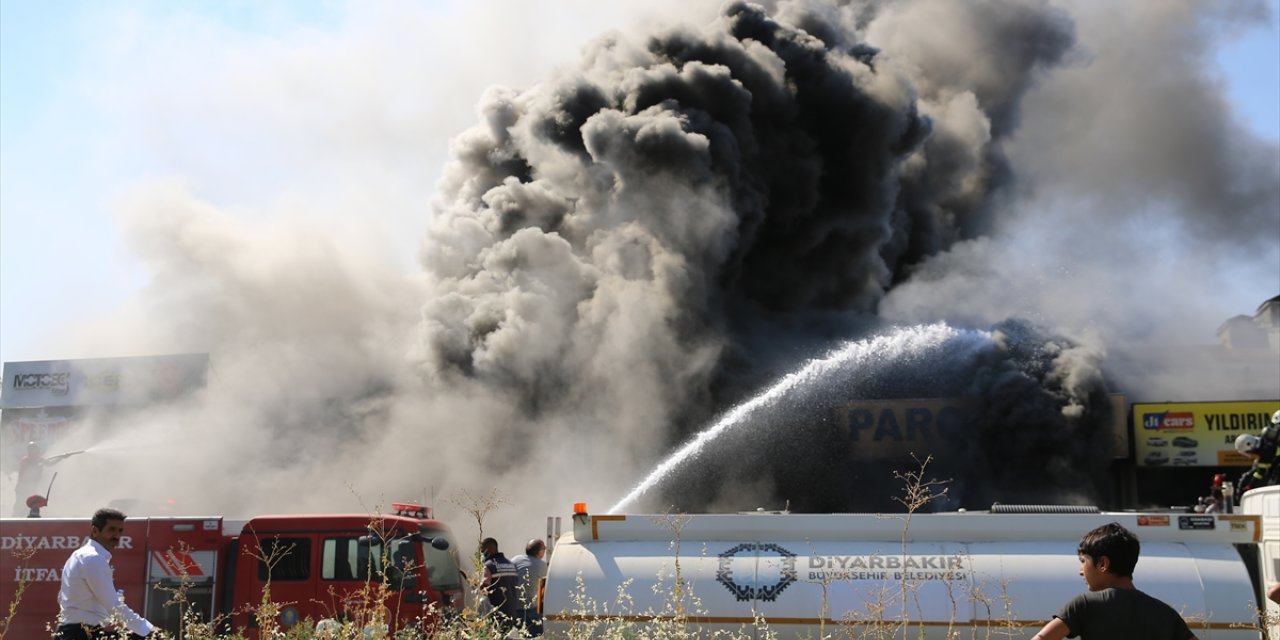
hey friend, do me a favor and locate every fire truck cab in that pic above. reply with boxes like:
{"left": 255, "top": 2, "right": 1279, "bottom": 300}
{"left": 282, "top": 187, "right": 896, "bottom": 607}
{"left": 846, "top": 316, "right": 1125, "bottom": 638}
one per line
{"left": 224, "top": 505, "right": 465, "bottom": 635}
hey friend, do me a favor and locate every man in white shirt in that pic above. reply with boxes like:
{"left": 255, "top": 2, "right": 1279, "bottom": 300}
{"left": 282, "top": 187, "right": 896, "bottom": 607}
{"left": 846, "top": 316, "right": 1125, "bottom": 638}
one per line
{"left": 55, "top": 508, "right": 157, "bottom": 639}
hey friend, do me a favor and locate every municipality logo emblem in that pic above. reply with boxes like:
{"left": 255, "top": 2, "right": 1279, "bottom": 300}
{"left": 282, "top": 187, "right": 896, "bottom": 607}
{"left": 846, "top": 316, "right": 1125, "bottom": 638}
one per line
{"left": 716, "top": 543, "right": 797, "bottom": 602}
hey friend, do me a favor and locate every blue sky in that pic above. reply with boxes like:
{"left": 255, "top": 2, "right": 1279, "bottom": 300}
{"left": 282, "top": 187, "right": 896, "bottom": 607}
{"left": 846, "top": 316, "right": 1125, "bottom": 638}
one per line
{"left": 1, "top": 0, "right": 1277, "bottom": 365}
{"left": 1217, "top": 5, "right": 1280, "bottom": 141}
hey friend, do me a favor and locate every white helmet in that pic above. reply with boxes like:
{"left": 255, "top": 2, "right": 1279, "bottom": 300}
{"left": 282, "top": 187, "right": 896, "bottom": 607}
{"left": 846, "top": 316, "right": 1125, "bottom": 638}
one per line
{"left": 1235, "top": 433, "right": 1261, "bottom": 455}
{"left": 1272, "top": 409, "right": 1279, "bottom": 425}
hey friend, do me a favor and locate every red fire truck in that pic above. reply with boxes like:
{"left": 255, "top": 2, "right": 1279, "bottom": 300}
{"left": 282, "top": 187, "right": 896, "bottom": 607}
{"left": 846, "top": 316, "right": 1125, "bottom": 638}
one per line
{"left": 0, "top": 503, "right": 466, "bottom": 638}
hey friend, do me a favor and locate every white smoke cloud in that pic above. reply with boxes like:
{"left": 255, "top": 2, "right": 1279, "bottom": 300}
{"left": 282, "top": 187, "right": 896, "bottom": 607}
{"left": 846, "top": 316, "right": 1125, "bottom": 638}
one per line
{"left": 880, "top": 0, "right": 1280, "bottom": 356}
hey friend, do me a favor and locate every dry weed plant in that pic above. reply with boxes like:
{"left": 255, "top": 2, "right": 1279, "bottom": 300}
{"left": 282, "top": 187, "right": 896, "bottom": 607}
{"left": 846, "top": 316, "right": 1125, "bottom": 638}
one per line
{"left": 0, "top": 547, "right": 36, "bottom": 640}
{"left": 1234, "top": 601, "right": 1280, "bottom": 640}
{"left": 646, "top": 510, "right": 695, "bottom": 637}
{"left": 241, "top": 533, "right": 299, "bottom": 639}
{"left": 448, "top": 488, "right": 508, "bottom": 558}
{"left": 965, "top": 575, "right": 1020, "bottom": 640}
{"left": 887, "top": 454, "right": 950, "bottom": 638}
{"left": 833, "top": 454, "right": 953, "bottom": 640}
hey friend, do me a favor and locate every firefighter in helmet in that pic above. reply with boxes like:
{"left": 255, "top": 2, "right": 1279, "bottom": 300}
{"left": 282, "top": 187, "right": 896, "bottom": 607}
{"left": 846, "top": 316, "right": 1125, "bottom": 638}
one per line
{"left": 10, "top": 441, "right": 80, "bottom": 517}
{"left": 12, "top": 442, "right": 45, "bottom": 517}
{"left": 1235, "top": 410, "right": 1280, "bottom": 500}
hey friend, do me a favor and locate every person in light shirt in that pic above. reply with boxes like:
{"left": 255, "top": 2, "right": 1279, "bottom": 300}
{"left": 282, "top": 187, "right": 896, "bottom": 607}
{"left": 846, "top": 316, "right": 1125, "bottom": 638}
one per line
{"left": 55, "top": 508, "right": 157, "bottom": 639}
{"left": 512, "top": 538, "right": 549, "bottom": 636}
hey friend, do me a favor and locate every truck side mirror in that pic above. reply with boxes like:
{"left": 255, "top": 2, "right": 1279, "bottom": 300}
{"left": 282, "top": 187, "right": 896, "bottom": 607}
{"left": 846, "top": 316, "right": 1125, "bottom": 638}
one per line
{"left": 411, "top": 533, "right": 449, "bottom": 550}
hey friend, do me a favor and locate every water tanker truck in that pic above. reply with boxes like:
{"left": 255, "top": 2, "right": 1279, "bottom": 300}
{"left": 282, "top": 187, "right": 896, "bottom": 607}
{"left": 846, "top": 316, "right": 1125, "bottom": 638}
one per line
{"left": 542, "top": 485, "right": 1280, "bottom": 639}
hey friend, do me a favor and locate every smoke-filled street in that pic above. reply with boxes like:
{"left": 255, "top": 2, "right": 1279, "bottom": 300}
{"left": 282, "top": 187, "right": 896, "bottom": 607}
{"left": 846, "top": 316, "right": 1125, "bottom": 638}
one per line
{"left": 1, "top": 1, "right": 1278, "bottom": 546}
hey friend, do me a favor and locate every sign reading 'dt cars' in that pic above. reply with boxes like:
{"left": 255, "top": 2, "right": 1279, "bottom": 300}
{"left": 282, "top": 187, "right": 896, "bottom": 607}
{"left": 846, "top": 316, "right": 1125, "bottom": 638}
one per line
{"left": 1133, "top": 400, "right": 1279, "bottom": 468}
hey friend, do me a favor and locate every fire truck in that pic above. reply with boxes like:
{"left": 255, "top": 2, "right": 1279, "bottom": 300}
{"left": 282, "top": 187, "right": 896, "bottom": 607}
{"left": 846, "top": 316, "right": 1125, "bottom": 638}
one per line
{"left": 0, "top": 503, "right": 465, "bottom": 638}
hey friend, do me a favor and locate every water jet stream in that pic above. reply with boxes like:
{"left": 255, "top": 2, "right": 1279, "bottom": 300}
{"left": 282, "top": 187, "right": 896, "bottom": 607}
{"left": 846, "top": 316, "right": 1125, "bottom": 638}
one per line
{"left": 607, "top": 323, "right": 991, "bottom": 514}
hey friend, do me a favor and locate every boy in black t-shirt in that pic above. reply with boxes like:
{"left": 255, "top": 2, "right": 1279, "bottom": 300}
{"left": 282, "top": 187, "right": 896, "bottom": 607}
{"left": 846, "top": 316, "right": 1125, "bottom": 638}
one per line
{"left": 1031, "top": 522, "right": 1197, "bottom": 640}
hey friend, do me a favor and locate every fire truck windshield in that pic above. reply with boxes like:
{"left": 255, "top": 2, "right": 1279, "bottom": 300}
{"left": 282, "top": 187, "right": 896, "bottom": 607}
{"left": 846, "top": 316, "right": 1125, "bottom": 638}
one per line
{"left": 421, "top": 529, "right": 462, "bottom": 591}
{"left": 320, "top": 530, "right": 461, "bottom": 593}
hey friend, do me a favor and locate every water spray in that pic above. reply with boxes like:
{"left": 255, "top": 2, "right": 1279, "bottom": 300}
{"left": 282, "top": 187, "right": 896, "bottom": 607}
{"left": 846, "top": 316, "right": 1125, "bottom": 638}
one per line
{"left": 607, "top": 323, "right": 988, "bottom": 513}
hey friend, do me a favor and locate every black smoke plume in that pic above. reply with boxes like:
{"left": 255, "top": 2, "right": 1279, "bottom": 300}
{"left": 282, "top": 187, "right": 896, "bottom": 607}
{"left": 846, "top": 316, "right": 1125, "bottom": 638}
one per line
{"left": 420, "top": 0, "right": 1119, "bottom": 511}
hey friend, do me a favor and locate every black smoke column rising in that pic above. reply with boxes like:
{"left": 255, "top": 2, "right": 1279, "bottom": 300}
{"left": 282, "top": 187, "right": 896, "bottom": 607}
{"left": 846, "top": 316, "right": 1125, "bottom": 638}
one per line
{"left": 419, "top": 0, "right": 1104, "bottom": 509}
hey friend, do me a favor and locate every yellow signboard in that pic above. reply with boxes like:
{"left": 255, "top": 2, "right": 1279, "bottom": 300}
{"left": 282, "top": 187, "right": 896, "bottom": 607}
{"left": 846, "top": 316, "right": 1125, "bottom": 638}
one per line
{"left": 1132, "top": 400, "right": 1279, "bottom": 468}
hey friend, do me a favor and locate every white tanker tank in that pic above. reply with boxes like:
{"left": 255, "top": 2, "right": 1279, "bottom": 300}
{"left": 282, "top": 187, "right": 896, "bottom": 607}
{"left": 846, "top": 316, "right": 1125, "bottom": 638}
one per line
{"left": 542, "top": 493, "right": 1280, "bottom": 639}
